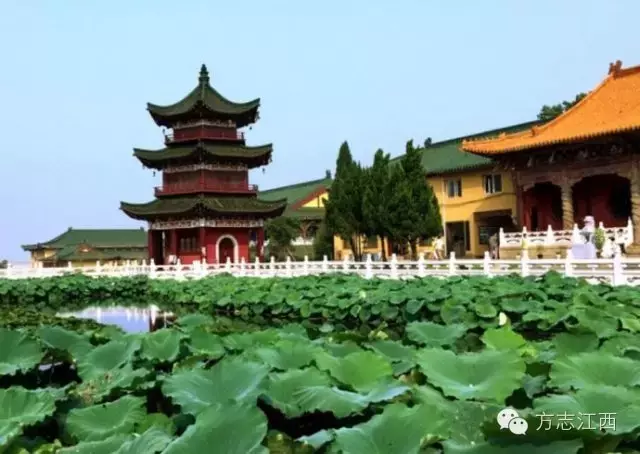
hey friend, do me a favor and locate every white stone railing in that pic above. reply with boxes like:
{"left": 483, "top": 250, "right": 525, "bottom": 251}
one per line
{"left": 500, "top": 219, "right": 633, "bottom": 248}
{"left": 3, "top": 251, "right": 640, "bottom": 287}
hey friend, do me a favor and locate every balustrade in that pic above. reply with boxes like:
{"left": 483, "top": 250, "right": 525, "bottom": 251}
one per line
{"left": 164, "top": 128, "right": 244, "bottom": 144}
{"left": 154, "top": 181, "right": 257, "bottom": 196}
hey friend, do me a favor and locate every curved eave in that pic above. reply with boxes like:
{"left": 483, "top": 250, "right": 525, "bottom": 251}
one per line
{"left": 120, "top": 197, "right": 288, "bottom": 221}
{"left": 133, "top": 143, "right": 273, "bottom": 169}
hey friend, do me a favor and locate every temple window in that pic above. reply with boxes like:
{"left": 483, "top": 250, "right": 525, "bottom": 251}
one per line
{"left": 483, "top": 174, "right": 503, "bottom": 194}
{"left": 446, "top": 179, "right": 462, "bottom": 198}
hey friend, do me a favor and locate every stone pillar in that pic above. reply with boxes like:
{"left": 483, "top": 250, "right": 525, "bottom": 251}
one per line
{"left": 630, "top": 163, "right": 640, "bottom": 243}
{"left": 147, "top": 230, "right": 154, "bottom": 262}
{"left": 560, "top": 178, "right": 574, "bottom": 230}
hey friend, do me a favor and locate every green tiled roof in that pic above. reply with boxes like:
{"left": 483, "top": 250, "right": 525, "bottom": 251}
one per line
{"left": 133, "top": 143, "right": 272, "bottom": 169}
{"left": 284, "top": 206, "right": 325, "bottom": 220}
{"left": 22, "top": 228, "right": 147, "bottom": 251}
{"left": 260, "top": 176, "right": 332, "bottom": 206}
{"left": 391, "top": 120, "right": 544, "bottom": 176}
{"left": 147, "top": 65, "right": 260, "bottom": 128}
{"left": 120, "top": 195, "right": 287, "bottom": 221}
{"left": 55, "top": 246, "right": 146, "bottom": 262}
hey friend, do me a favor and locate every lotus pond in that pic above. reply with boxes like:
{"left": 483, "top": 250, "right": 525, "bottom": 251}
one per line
{"left": 0, "top": 272, "right": 639, "bottom": 453}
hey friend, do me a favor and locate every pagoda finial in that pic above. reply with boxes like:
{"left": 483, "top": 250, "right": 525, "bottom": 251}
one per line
{"left": 199, "top": 64, "right": 209, "bottom": 84}
{"left": 608, "top": 60, "right": 623, "bottom": 76}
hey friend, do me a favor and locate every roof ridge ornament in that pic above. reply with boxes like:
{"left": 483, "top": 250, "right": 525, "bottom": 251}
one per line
{"left": 608, "top": 60, "right": 623, "bottom": 76}
{"left": 199, "top": 64, "right": 210, "bottom": 85}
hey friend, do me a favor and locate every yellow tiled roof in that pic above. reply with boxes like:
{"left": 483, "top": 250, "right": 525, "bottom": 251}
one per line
{"left": 462, "top": 61, "right": 640, "bottom": 155}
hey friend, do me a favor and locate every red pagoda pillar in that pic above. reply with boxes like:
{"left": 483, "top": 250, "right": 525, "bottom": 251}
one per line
{"left": 257, "top": 228, "right": 265, "bottom": 261}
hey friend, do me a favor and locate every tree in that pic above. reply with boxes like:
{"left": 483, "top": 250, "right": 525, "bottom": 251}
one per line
{"left": 387, "top": 140, "right": 443, "bottom": 259}
{"left": 264, "top": 217, "right": 300, "bottom": 260}
{"left": 362, "top": 149, "right": 391, "bottom": 260}
{"left": 0, "top": 260, "right": 7, "bottom": 269}
{"left": 537, "top": 93, "right": 587, "bottom": 122}
{"left": 312, "top": 221, "right": 334, "bottom": 260}
{"left": 324, "top": 142, "right": 366, "bottom": 260}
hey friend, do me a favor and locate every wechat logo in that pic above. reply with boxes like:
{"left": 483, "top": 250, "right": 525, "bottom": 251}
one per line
{"left": 497, "top": 407, "right": 528, "bottom": 435}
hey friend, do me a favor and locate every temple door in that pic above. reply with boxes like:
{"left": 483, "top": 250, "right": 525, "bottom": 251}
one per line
{"left": 218, "top": 238, "right": 235, "bottom": 263}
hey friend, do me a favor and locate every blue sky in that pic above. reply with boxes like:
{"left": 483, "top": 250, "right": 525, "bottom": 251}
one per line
{"left": 1, "top": 1, "right": 638, "bottom": 261}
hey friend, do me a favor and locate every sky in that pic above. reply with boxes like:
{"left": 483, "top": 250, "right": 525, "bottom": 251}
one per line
{"left": 1, "top": 0, "right": 638, "bottom": 261}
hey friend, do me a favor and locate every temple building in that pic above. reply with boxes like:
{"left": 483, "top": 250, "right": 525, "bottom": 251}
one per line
{"left": 22, "top": 228, "right": 147, "bottom": 267}
{"left": 462, "top": 60, "right": 639, "bottom": 256}
{"left": 120, "top": 65, "right": 287, "bottom": 265}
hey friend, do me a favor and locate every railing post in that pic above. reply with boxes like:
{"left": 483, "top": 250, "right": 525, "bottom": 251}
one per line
{"left": 564, "top": 249, "right": 573, "bottom": 277}
{"left": 520, "top": 249, "right": 530, "bottom": 277}
{"left": 240, "top": 257, "right": 246, "bottom": 277}
{"left": 545, "top": 225, "right": 554, "bottom": 245}
{"left": 627, "top": 217, "right": 634, "bottom": 245}
{"left": 483, "top": 251, "right": 492, "bottom": 277}
{"left": 365, "top": 254, "right": 373, "bottom": 279}
{"left": 322, "top": 255, "right": 329, "bottom": 273}
{"left": 499, "top": 227, "right": 506, "bottom": 246}
{"left": 270, "top": 256, "right": 276, "bottom": 276}
{"left": 342, "top": 254, "right": 349, "bottom": 273}
{"left": 303, "top": 255, "right": 309, "bottom": 275}
{"left": 95, "top": 260, "right": 101, "bottom": 276}
{"left": 612, "top": 249, "right": 625, "bottom": 286}
{"left": 254, "top": 257, "right": 260, "bottom": 277}
{"left": 173, "top": 259, "right": 181, "bottom": 279}
{"left": 149, "top": 259, "right": 157, "bottom": 278}
{"left": 5, "top": 263, "right": 12, "bottom": 278}
{"left": 285, "top": 256, "right": 293, "bottom": 277}
{"left": 417, "top": 253, "right": 425, "bottom": 278}
{"left": 225, "top": 257, "right": 231, "bottom": 273}
{"left": 521, "top": 226, "right": 528, "bottom": 248}
{"left": 448, "top": 252, "right": 456, "bottom": 276}
{"left": 390, "top": 253, "right": 398, "bottom": 279}
{"left": 201, "top": 258, "right": 208, "bottom": 277}
{"left": 571, "top": 223, "right": 582, "bottom": 244}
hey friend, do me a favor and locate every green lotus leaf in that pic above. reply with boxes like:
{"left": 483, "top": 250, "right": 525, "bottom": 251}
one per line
{"left": 175, "top": 313, "right": 214, "bottom": 330}
{"left": 251, "top": 339, "right": 320, "bottom": 370}
{"left": 162, "top": 403, "right": 267, "bottom": 454}
{"left": 135, "top": 413, "right": 175, "bottom": 436}
{"left": 481, "top": 327, "right": 526, "bottom": 351}
{"left": 600, "top": 332, "right": 640, "bottom": 357}
{"left": 75, "top": 362, "right": 149, "bottom": 403}
{"left": 533, "top": 386, "right": 640, "bottom": 435}
{"left": 57, "top": 435, "right": 130, "bottom": 454}
{"left": 440, "top": 301, "right": 475, "bottom": 326}
{"left": 223, "top": 331, "right": 279, "bottom": 351}
{"left": 112, "top": 427, "right": 173, "bottom": 454}
{"left": 76, "top": 338, "right": 141, "bottom": 381}
{"left": 551, "top": 333, "right": 599, "bottom": 356}
{"left": 37, "top": 326, "right": 93, "bottom": 358}
{"left": 0, "top": 387, "right": 63, "bottom": 449}
{"left": 442, "top": 439, "right": 583, "bottom": 453}
{"left": 140, "top": 329, "right": 184, "bottom": 363}
{"left": 296, "top": 429, "right": 334, "bottom": 449}
{"left": 65, "top": 395, "right": 146, "bottom": 442}
{"left": 413, "top": 385, "right": 500, "bottom": 444}
{"left": 187, "top": 327, "right": 226, "bottom": 359}
{"left": 571, "top": 307, "right": 618, "bottom": 338}
{"left": 264, "top": 368, "right": 332, "bottom": 417}
{"left": 162, "top": 357, "right": 269, "bottom": 415}
{"left": 315, "top": 350, "right": 393, "bottom": 392}
{"left": 0, "top": 329, "right": 44, "bottom": 376}
{"left": 416, "top": 348, "right": 526, "bottom": 401}
{"left": 405, "top": 321, "right": 467, "bottom": 347}
{"left": 549, "top": 352, "right": 640, "bottom": 390}
{"left": 366, "top": 340, "right": 416, "bottom": 363}
{"left": 474, "top": 301, "right": 498, "bottom": 319}
{"left": 620, "top": 315, "right": 640, "bottom": 332}
{"left": 333, "top": 403, "right": 448, "bottom": 453}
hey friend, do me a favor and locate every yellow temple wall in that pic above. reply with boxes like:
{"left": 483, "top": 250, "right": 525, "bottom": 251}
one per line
{"left": 301, "top": 192, "right": 328, "bottom": 208}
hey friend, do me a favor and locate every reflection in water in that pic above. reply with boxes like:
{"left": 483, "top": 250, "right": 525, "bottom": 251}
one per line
{"left": 57, "top": 305, "right": 176, "bottom": 333}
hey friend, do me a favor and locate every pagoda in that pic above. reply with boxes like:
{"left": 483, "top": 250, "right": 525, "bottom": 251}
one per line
{"left": 120, "top": 65, "right": 287, "bottom": 265}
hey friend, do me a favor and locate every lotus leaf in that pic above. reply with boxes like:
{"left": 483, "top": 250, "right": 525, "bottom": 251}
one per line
{"left": 37, "top": 326, "right": 92, "bottom": 357}
{"left": 315, "top": 350, "right": 393, "bottom": 392}
{"left": 405, "top": 321, "right": 467, "bottom": 347}
{"left": 0, "top": 329, "right": 44, "bottom": 376}
{"left": 416, "top": 348, "right": 526, "bottom": 401}
{"left": 140, "top": 328, "right": 183, "bottom": 362}
{"left": 481, "top": 327, "right": 526, "bottom": 351}
{"left": 65, "top": 395, "right": 146, "bottom": 442}
{"left": 548, "top": 352, "right": 640, "bottom": 390}
{"left": 162, "top": 357, "right": 269, "bottom": 414}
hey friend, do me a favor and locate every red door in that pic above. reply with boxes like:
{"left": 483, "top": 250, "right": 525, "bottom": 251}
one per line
{"left": 218, "top": 237, "right": 235, "bottom": 263}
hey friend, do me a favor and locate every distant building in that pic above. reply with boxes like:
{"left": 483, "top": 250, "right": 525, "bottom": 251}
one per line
{"left": 22, "top": 228, "right": 147, "bottom": 267}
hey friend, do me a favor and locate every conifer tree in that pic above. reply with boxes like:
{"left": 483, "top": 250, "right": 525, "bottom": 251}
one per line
{"left": 362, "top": 149, "right": 391, "bottom": 260}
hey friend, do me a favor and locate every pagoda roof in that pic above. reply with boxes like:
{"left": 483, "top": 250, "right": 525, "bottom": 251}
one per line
{"left": 147, "top": 65, "right": 260, "bottom": 128}
{"left": 120, "top": 195, "right": 287, "bottom": 221}
{"left": 462, "top": 61, "right": 640, "bottom": 155}
{"left": 133, "top": 142, "right": 273, "bottom": 169}
{"left": 22, "top": 228, "right": 146, "bottom": 251}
